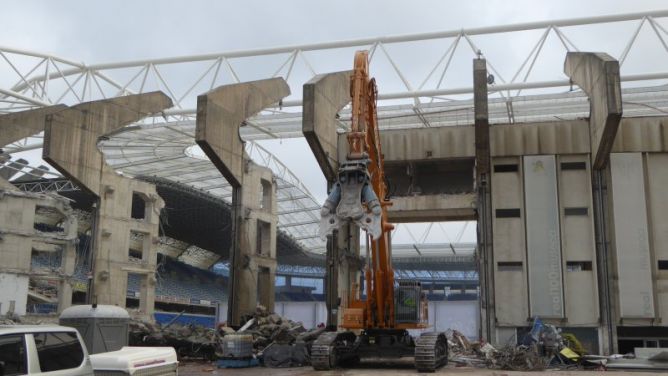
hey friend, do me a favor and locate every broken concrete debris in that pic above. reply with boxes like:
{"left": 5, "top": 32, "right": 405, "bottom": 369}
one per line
{"left": 127, "top": 305, "right": 321, "bottom": 367}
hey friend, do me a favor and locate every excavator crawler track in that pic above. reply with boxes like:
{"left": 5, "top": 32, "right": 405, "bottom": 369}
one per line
{"left": 311, "top": 332, "right": 357, "bottom": 370}
{"left": 414, "top": 332, "right": 448, "bottom": 372}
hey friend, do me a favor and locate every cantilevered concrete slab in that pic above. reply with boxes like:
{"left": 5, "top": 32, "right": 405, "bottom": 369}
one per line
{"left": 44, "top": 92, "right": 172, "bottom": 196}
{"left": 564, "top": 52, "right": 622, "bottom": 169}
{"left": 0, "top": 105, "right": 67, "bottom": 148}
{"left": 196, "top": 78, "right": 290, "bottom": 187}
{"left": 302, "top": 71, "right": 352, "bottom": 182}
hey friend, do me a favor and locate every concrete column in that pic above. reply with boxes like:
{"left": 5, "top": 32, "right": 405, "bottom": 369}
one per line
{"left": 237, "top": 162, "right": 278, "bottom": 316}
{"left": 564, "top": 52, "right": 622, "bottom": 170}
{"left": 196, "top": 78, "right": 288, "bottom": 325}
{"left": 58, "top": 219, "right": 78, "bottom": 311}
{"left": 43, "top": 92, "right": 171, "bottom": 320}
{"left": 473, "top": 58, "right": 495, "bottom": 344}
{"left": 302, "top": 71, "right": 364, "bottom": 328}
{"left": 565, "top": 52, "right": 623, "bottom": 354}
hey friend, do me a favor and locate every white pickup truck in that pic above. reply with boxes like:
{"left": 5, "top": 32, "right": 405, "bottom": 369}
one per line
{"left": 0, "top": 325, "right": 93, "bottom": 376}
{"left": 0, "top": 325, "right": 177, "bottom": 376}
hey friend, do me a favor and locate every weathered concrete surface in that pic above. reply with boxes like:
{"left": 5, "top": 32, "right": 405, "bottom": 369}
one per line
{"left": 490, "top": 120, "right": 590, "bottom": 156}
{"left": 235, "top": 162, "right": 277, "bottom": 319}
{"left": 473, "top": 59, "right": 490, "bottom": 175}
{"left": 564, "top": 52, "right": 622, "bottom": 169}
{"left": 302, "top": 71, "right": 351, "bottom": 182}
{"left": 612, "top": 116, "right": 668, "bottom": 152}
{"left": 387, "top": 194, "right": 476, "bottom": 223}
{"left": 43, "top": 92, "right": 172, "bottom": 196}
{"left": 42, "top": 92, "right": 171, "bottom": 319}
{"left": 361, "top": 125, "right": 475, "bottom": 162}
{"left": 473, "top": 58, "right": 495, "bottom": 346}
{"left": 196, "top": 78, "right": 290, "bottom": 187}
{"left": 0, "top": 105, "right": 67, "bottom": 148}
{"left": 0, "top": 188, "right": 77, "bottom": 315}
{"left": 196, "top": 80, "right": 285, "bottom": 325}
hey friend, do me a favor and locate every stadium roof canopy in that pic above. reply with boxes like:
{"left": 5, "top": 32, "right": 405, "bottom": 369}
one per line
{"left": 2, "top": 10, "right": 668, "bottom": 261}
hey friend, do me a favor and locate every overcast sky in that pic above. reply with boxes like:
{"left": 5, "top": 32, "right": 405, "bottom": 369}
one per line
{"left": 3, "top": 0, "right": 667, "bottom": 61}
{"left": 2, "top": 1, "right": 668, "bottom": 244}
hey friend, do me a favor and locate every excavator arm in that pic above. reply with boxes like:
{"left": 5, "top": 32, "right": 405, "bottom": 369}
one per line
{"left": 318, "top": 50, "right": 396, "bottom": 328}
{"left": 312, "top": 51, "right": 448, "bottom": 373}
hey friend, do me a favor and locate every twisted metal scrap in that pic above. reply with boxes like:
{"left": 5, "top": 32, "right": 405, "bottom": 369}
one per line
{"left": 487, "top": 344, "right": 550, "bottom": 371}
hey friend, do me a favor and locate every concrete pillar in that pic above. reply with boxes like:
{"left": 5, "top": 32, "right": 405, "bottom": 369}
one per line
{"left": 43, "top": 92, "right": 171, "bottom": 320}
{"left": 237, "top": 162, "right": 278, "bottom": 315}
{"left": 196, "top": 78, "right": 288, "bottom": 325}
{"left": 473, "top": 58, "right": 495, "bottom": 344}
{"left": 302, "top": 71, "right": 363, "bottom": 328}
{"left": 58, "top": 213, "right": 78, "bottom": 312}
{"left": 564, "top": 52, "right": 622, "bottom": 170}
{"left": 565, "top": 52, "right": 623, "bottom": 354}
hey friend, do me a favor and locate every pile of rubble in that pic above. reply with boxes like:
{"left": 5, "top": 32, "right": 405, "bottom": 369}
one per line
{"left": 129, "top": 318, "right": 219, "bottom": 360}
{"left": 233, "top": 305, "right": 322, "bottom": 349}
{"left": 221, "top": 305, "right": 325, "bottom": 367}
{"left": 128, "top": 306, "right": 325, "bottom": 367}
{"left": 448, "top": 318, "right": 601, "bottom": 371}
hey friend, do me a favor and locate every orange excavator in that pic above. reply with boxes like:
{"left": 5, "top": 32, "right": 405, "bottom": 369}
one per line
{"left": 313, "top": 51, "right": 449, "bottom": 372}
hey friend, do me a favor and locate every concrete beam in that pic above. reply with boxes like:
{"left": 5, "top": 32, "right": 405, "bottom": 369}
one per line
{"left": 196, "top": 78, "right": 290, "bottom": 187}
{"left": 0, "top": 105, "right": 67, "bottom": 148}
{"left": 43, "top": 92, "right": 172, "bottom": 196}
{"left": 302, "top": 70, "right": 352, "bottom": 182}
{"left": 564, "top": 52, "right": 622, "bottom": 169}
{"left": 387, "top": 193, "right": 477, "bottom": 223}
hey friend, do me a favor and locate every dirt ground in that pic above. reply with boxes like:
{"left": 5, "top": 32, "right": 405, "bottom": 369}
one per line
{"left": 179, "top": 359, "right": 667, "bottom": 375}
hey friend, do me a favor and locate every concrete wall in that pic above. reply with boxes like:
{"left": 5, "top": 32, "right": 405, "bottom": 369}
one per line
{"left": 646, "top": 153, "right": 668, "bottom": 322}
{"left": 236, "top": 162, "right": 278, "bottom": 317}
{"left": 0, "top": 274, "right": 29, "bottom": 316}
{"left": 0, "top": 188, "right": 77, "bottom": 315}
{"left": 557, "top": 155, "right": 599, "bottom": 326}
{"left": 91, "top": 177, "right": 164, "bottom": 318}
{"left": 608, "top": 152, "right": 668, "bottom": 325}
{"left": 491, "top": 156, "right": 529, "bottom": 326}
{"left": 524, "top": 155, "right": 564, "bottom": 319}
